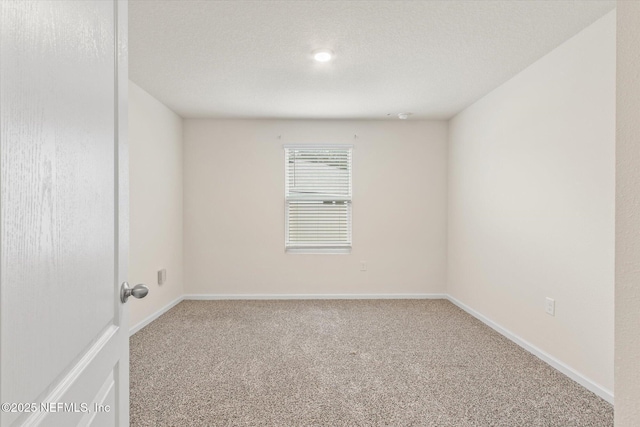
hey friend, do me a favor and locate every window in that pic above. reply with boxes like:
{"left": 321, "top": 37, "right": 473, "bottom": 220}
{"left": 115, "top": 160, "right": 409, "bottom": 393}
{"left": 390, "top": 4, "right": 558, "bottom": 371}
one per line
{"left": 284, "top": 145, "right": 352, "bottom": 253}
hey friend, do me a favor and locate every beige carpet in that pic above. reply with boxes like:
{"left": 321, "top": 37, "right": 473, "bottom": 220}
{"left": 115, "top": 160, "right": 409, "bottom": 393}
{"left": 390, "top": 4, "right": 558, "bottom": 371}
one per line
{"left": 130, "top": 300, "right": 612, "bottom": 426}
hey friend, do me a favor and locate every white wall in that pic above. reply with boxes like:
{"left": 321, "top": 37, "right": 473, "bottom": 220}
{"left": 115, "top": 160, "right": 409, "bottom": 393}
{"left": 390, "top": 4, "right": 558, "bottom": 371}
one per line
{"left": 184, "top": 120, "right": 447, "bottom": 296}
{"left": 447, "top": 11, "right": 615, "bottom": 396}
{"left": 615, "top": 1, "right": 640, "bottom": 424}
{"left": 129, "top": 81, "right": 184, "bottom": 329}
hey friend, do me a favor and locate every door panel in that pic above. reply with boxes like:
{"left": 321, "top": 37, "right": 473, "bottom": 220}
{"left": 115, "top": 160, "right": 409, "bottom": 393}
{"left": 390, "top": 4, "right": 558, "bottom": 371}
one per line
{"left": 23, "top": 328, "right": 119, "bottom": 426}
{"left": 0, "top": 1, "right": 129, "bottom": 425}
{"left": 85, "top": 370, "right": 117, "bottom": 427}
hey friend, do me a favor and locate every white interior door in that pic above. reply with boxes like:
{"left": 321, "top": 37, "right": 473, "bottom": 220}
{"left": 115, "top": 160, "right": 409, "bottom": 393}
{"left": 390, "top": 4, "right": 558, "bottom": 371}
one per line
{"left": 1, "top": 1, "right": 131, "bottom": 426}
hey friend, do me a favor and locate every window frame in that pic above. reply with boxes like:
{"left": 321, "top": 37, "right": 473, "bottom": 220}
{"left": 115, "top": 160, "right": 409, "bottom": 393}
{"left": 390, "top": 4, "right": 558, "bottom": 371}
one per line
{"left": 283, "top": 144, "right": 353, "bottom": 254}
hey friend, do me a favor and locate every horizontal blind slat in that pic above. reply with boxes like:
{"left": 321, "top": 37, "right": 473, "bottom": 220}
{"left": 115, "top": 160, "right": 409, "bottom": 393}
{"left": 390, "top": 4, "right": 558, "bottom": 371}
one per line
{"left": 285, "top": 147, "right": 352, "bottom": 249}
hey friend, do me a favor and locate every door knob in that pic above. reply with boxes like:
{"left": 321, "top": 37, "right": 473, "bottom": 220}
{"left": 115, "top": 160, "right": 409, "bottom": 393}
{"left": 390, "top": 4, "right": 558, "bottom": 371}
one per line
{"left": 120, "top": 282, "right": 149, "bottom": 303}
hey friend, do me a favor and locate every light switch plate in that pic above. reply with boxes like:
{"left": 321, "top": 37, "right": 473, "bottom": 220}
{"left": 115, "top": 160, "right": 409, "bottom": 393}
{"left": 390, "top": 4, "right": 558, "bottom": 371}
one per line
{"left": 158, "top": 269, "right": 167, "bottom": 285}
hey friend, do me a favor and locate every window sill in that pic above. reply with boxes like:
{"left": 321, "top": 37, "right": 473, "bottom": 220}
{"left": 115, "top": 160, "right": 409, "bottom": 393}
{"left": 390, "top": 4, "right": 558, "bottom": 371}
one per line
{"left": 286, "top": 247, "right": 351, "bottom": 255}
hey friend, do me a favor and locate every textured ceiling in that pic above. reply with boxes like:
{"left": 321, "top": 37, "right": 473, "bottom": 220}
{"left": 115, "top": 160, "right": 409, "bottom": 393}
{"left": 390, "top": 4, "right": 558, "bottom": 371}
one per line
{"left": 129, "top": 0, "right": 615, "bottom": 119}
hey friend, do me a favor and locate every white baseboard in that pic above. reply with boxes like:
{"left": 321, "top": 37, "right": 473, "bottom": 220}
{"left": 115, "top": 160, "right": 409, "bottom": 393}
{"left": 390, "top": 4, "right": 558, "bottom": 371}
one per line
{"left": 129, "top": 295, "right": 184, "bottom": 336}
{"left": 446, "top": 295, "right": 614, "bottom": 404}
{"left": 184, "top": 293, "right": 447, "bottom": 300}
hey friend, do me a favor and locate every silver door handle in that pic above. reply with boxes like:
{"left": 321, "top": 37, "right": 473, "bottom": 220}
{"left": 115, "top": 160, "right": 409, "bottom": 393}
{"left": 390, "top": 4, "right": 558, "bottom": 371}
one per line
{"left": 120, "top": 282, "right": 149, "bottom": 303}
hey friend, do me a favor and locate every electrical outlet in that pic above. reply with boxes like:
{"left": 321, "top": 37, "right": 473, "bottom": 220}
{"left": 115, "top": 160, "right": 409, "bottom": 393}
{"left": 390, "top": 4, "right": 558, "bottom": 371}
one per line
{"left": 545, "top": 297, "right": 555, "bottom": 316}
{"left": 158, "top": 269, "right": 167, "bottom": 285}
{"left": 360, "top": 261, "right": 367, "bottom": 271}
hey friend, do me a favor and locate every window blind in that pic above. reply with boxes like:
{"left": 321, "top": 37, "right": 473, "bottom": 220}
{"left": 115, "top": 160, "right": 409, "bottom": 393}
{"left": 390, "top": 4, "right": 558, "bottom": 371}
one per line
{"left": 285, "top": 146, "right": 352, "bottom": 251}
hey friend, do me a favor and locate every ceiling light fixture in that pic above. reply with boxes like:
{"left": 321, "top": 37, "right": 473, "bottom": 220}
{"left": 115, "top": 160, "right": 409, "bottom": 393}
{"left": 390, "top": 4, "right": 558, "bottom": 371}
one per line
{"left": 398, "top": 112, "right": 413, "bottom": 120}
{"left": 312, "top": 48, "right": 334, "bottom": 63}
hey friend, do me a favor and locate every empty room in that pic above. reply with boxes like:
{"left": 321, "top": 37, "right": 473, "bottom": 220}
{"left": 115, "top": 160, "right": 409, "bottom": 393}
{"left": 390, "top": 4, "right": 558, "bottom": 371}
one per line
{"left": 2, "top": 1, "right": 640, "bottom": 426}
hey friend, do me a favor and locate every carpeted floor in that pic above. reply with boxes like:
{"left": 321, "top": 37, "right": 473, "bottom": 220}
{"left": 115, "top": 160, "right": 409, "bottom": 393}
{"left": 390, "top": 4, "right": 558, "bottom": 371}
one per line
{"left": 130, "top": 300, "right": 613, "bottom": 426}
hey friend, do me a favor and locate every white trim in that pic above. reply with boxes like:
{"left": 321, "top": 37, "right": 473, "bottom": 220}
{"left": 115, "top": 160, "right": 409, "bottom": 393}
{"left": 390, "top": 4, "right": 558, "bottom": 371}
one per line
{"left": 286, "top": 247, "right": 351, "bottom": 254}
{"left": 129, "top": 295, "right": 184, "bottom": 336}
{"left": 446, "top": 295, "right": 614, "bottom": 404}
{"left": 184, "top": 293, "right": 447, "bottom": 300}
{"left": 282, "top": 144, "right": 354, "bottom": 149}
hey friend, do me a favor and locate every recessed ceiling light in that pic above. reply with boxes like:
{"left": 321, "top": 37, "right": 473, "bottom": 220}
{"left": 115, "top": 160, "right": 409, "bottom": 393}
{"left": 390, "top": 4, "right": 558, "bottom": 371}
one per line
{"left": 398, "top": 112, "right": 413, "bottom": 120}
{"left": 313, "top": 49, "right": 334, "bottom": 63}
